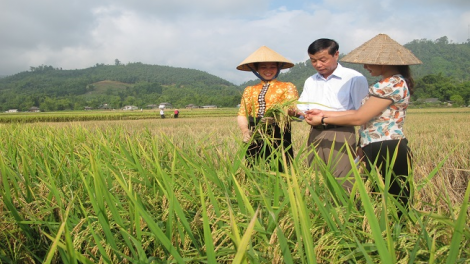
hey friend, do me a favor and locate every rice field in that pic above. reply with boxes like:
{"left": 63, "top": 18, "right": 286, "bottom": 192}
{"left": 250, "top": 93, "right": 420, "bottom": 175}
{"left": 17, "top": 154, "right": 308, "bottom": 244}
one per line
{"left": 0, "top": 108, "right": 469, "bottom": 263}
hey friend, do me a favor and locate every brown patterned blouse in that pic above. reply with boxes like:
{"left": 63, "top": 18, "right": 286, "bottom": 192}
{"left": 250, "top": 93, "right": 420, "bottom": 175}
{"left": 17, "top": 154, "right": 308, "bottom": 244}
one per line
{"left": 237, "top": 79, "right": 298, "bottom": 118}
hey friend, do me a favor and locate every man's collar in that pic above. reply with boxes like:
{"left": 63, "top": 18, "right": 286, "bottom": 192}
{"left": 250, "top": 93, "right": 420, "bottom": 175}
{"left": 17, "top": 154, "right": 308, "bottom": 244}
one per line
{"left": 316, "top": 63, "right": 343, "bottom": 80}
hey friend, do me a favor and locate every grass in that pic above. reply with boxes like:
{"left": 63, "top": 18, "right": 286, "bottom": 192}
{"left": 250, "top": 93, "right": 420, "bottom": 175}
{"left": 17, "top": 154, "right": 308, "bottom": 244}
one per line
{"left": 0, "top": 108, "right": 469, "bottom": 263}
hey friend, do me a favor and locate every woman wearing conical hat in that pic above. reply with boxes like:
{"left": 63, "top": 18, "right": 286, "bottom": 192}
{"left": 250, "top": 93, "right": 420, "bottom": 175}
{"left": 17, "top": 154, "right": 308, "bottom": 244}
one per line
{"left": 237, "top": 46, "right": 299, "bottom": 171}
{"left": 304, "top": 34, "right": 422, "bottom": 216}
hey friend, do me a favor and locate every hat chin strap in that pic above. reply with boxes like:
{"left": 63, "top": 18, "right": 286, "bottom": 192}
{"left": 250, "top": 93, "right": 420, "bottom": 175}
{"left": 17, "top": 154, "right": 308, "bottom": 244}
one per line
{"left": 247, "top": 63, "right": 284, "bottom": 82}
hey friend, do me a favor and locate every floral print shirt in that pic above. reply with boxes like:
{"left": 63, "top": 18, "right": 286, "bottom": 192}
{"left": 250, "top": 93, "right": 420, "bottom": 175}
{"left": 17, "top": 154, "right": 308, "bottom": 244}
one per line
{"left": 359, "top": 75, "right": 410, "bottom": 147}
{"left": 238, "top": 79, "right": 298, "bottom": 118}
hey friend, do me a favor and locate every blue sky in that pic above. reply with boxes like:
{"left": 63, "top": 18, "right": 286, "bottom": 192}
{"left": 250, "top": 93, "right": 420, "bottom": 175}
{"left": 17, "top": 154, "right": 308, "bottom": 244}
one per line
{"left": 1, "top": 0, "right": 469, "bottom": 84}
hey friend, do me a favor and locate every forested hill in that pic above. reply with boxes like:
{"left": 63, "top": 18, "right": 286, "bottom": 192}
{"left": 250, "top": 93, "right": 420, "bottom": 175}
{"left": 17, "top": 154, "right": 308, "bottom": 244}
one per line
{"left": 0, "top": 62, "right": 243, "bottom": 111}
{"left": 241, "top": 36, "right": 470, "bottom": 105}
{"left": 2, "top": 36, "right": 470, "bottom": 112}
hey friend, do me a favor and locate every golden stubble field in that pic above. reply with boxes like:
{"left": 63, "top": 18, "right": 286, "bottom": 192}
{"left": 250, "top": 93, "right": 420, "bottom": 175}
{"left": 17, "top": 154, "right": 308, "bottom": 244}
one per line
{"left": 15, "top": 107, "right": 469, "bottom": 209}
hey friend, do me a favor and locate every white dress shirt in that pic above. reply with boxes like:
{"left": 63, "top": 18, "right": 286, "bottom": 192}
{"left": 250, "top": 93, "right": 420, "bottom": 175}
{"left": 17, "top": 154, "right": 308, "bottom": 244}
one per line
{"left": 298, "top": 63, "right": 369, "bottom": 112}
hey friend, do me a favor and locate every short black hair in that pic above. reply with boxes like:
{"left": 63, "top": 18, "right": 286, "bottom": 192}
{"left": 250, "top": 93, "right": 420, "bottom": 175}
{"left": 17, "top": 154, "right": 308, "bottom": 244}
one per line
{"left": 307, "top": 38, "right": 339, "bottom": 56}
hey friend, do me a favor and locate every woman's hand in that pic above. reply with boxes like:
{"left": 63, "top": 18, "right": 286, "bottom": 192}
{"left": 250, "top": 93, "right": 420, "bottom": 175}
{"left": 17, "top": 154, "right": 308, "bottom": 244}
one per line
{"left": 355, "top": 146, "right": 364, "bottom": 164}
{"left": 260, "top": 117, "right": 275, "bottom": 124}
{"left": 304, "top": 115, "right": 323, "bottom": 126}
{"left": 242, "top": 130, "right": 253, "bottom": 143}
{"left": 289, "top": 108, "right": 301, "bottom": 117}
{"left": 304, "top": 109, "right": 324, "bottom": 126}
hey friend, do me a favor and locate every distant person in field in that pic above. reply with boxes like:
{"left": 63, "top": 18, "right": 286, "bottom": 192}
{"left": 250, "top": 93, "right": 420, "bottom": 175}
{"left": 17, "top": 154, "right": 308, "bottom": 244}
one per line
{"left": 236, "top": 46, "right": 299, "bottom": 171}
{"left": 160, "top": 108, "right": 165, "bottom": 119}
{"left": 174, "top": 109, "right": 179, "bottom": 118}
{"left": 304, "top": 34, "right": 422, "bottom": 215}
{"left": 296, "top": 38, "right": 369, "bottom": 191}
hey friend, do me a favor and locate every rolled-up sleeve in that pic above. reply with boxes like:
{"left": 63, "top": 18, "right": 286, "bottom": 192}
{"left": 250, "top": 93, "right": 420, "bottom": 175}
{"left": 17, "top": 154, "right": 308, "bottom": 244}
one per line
{"left": 238, "top": 87, "right": 251, "bottom": 116}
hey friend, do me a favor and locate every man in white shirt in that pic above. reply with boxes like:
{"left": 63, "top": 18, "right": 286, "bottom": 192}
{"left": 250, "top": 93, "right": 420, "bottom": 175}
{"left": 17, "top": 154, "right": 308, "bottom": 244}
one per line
{"left": 298, "top": 38, "right": 369, "bottom": 191}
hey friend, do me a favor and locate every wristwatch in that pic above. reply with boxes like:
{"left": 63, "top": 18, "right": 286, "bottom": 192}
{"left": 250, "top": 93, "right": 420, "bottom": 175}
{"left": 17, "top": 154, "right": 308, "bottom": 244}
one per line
{"left": 321, "top": 117, "right": 327, "bottom": 126}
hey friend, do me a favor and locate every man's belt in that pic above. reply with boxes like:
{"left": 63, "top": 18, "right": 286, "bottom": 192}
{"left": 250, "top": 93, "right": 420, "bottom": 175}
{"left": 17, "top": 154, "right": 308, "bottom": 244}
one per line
{"left": 313, "top": 124, "right": 344, "bottom": 130}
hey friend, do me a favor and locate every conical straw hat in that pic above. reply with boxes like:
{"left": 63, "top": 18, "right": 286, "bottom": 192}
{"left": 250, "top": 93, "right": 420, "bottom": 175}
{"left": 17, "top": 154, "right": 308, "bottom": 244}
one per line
{"left": 237, "top": 46, "right": 294, "bottom": 71}
{"left": 340, "top": 34, "right": 422, "bottom": 65}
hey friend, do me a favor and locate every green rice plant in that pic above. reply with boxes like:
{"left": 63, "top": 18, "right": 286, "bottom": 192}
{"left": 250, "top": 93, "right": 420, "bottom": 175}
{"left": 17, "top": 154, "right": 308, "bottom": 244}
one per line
{"left": 284, "top": 166, "right": 317, "bottom": 263}
{"left": 445, "top": 180, "right": 470, "bottom": 264}
{"left": 0, "top": 111, "right": 469, "bottom": 263}
{"left": 263, "top": 99, "right": 298, "bottom": 130}
{"left": 347, "top": 147, "right": 395, "bottom": 264}
{"left": 199, "top": 183, "right": 217, "bottom": 263}
{"left": 232, "top": 208, "right": 259, "bottom": 264}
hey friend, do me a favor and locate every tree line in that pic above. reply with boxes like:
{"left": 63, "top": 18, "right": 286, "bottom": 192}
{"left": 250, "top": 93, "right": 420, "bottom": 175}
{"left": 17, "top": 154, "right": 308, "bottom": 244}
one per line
{"left": 0, "top": 63, "right": 243, "bottom": 111}
{"left": 1, "top": 36, "right": 469, "bottom": 112}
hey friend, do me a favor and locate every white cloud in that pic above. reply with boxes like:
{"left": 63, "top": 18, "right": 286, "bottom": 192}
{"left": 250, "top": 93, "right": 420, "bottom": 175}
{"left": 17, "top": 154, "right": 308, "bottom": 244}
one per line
{"left": 0, "top": 0, "right": 469, "bottom": 84}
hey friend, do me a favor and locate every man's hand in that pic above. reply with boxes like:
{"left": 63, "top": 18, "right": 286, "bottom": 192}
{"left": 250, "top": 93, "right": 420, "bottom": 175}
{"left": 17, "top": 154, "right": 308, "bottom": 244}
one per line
{"left": 304, "top": 109, "right": 323, "bottom": 126}
{"left": 305, "top": 109, "right": 323, "bottom": 116}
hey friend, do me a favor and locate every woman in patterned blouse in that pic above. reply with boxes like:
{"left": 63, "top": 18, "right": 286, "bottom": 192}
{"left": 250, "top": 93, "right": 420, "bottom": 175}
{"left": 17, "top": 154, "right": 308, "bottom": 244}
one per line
{"left": 303, "top": 34, "right": 422, "bottom": 217}
{"left": 236, "top": 46, "right": 299, "bottom": 171}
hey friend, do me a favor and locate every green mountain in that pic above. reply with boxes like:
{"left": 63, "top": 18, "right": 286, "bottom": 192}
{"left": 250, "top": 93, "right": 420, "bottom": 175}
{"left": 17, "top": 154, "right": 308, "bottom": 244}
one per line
{"left": 1, "top": 36, "right": 470, "bottom": 112}
{"left": 0, "top": 63, "right": 243, "bottom": 111}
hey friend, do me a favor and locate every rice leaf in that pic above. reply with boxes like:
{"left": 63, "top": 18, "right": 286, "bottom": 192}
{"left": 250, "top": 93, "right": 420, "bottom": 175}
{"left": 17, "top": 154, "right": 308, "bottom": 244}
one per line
{"left": 232, "top": 208, "right": 259, "bottom": 264}
{"left": 199, "top": 183, "right": 217, "bottom": 263}
{"left": 349, "top": 149, "right": 394, "bottom": 264}
{"left": 445, "top": 181, "right": 470, "bottom": 264}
